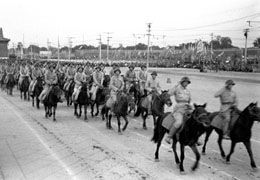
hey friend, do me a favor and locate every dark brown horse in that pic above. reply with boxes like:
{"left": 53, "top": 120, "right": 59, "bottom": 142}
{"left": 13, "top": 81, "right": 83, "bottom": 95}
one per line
{"left": 152, "top": 103, "right": 211, "bottom": 173}
{"left": 135, "top": 90, "right": 172, "bottom": 129}
{"left": 74, "top": 82, "right": 89, "bottom": 121}
{"left": 6, "top": 74, "right": 16, "bottom": 95}
{"left": 202, "top": 103, "right": 260, "bottom": 170}
{"left": 101, "top": 91, "right": 129, "bottom": 134}
{"left": 31, "top": 77, "right": 43, "bottom": 109}
{"left": 20, "top": 76, "right": 30, "bottom": 100}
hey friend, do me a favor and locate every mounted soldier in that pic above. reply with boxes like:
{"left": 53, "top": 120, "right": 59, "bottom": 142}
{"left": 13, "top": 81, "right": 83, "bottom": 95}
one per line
{"left": 163, "top": 76, "right": 193, "bottom": 144}
{"left": 39, "top": 64, "right": 61, "bottom": 102}
{"left": 105, "top": 68, "right": 124, "bottom": 111}
{"left": 63, "top": 64, "right": 75, "bottom": 91}
{"left": 145, "top": 71, "right": 161, "bottom": 114}
{"left": 72, "top": 66, "right": 87, "bottom": 102}
{"left": 18, "top": 62, "right": 30, "bottom": 88}
{"left": 29, "top": 63, "right": 43, "bottom": 96}
{"left": 125, "top": 64, "right": 137, "bottom": 92}
{"left": 109, "top": 63, "right": 119, "bottom": 78}
{"left": 90, "top": 66, "right": 104, "bottom": 101}
{"left": 137, "top": 65, "right": 147, "bottom": 96}
{"left": 211, "top": 79, "right": 238, "bottom": 139}
{"left": 83, "top": 61, "right": 93, "bottom": 84}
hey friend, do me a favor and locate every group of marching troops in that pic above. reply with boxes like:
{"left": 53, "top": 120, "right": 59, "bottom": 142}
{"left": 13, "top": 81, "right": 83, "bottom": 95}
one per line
{"left": 0, "top": 60, "right": 238, "bottom": 141}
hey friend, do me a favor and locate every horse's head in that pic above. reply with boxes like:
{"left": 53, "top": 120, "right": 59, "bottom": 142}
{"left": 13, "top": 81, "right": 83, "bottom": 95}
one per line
{"left": 127, "top": 93, "right": 135, "bottom": 110}
{"left": 81, "top": 82, "right": 89, "bottom": 92}
{"left": 246, "top": 102, "right": 260, "bottom": 122}
{"left": 160, "top": 90, "right": 172, "bottom": 107}
{"left": 51, "top": 85, "right": 62, "bottom": 100}
{"left": 192, "top": 103, "right": 211, "bottom": 127}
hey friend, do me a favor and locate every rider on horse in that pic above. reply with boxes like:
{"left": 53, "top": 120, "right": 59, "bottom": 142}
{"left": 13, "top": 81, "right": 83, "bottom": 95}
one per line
{"left": 90, "top": 66, "right": 104, "bottom": 101}
{"left": 109, "top": 63, "right": 119, "bottom": 78}
{"left": 164, "top": 76, "right": 193, "bottom": 144}
{"left": 39, "top": 63, "right": 61, "bottom": 102}
{"left": 72, "top": 66, "right": 87, "bottom": 102}
{"left": 145, "top": 71, "right": 161, "bottom": 114}
{"left": 125, "top": 64, "right": 136, "bottom": 93}
{"left": 29, "top": 63, "right": 43, "bottom": 95}
{"left": 18, "top": 62, "right": 31, "bottom": 88}
{"left": 63, "top": 64, "right": 75, "bottom": 91}
{"left": 106, "top": 68, "right": 124, "bottom": 111}
{"left": 83, "top": 61, "right": 93, "bottom": 84}
{"left": 5, "top": 63, "right": 15, "bottom": 83}
{"left": 211, "top": 79, "right": 238, "bottom": 139}
{"left": 137, "top": 65, "right": 147, "bottom": 96}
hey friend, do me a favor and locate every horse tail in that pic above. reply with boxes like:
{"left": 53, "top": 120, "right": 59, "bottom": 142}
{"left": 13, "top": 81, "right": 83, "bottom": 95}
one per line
{"left": 134, "top": 105, "right": 141, "bottom": 117}
{"left": 151, "top": 115, "right": 163, "bottom": 143}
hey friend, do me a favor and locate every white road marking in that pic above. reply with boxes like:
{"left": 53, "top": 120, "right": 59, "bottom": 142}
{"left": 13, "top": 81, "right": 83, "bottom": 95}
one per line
{"left": 2, "top": 97, "right": 77, "bottom": 180}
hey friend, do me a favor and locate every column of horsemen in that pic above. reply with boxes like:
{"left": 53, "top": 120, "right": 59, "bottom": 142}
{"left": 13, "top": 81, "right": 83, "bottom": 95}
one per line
{"left": 0, "top": 59, "right": 238, "bottom": 141}
{"left": 1, "top": 60, "right": 260, "bottom": 172}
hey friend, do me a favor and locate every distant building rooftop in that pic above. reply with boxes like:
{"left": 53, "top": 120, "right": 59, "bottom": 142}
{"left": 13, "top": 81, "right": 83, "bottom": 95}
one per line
{"left": 0, "top": 28, "right": 10, "bottom": 42}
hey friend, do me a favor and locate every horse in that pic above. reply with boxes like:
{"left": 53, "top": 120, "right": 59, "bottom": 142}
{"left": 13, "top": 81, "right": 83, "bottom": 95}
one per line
{"left": 90, "top": 75, "right": 110, "bottom": 117}
{"left": 74, "top": 82, "right": 89, "bottom": 121}
{"left": 202, "top": 102, "right": 260, "bottom": 170}
{"left": 43, "top": 85, "right": 63, "bottom": 121}
{"left": 127, "top": 93, "right": 136, "bottom": 114}
{"left": 31, "top": 77, "right": 43, "bottom": 109}
{"left": 151, "top": 103, "right": 211, "bottom": 173}
{"left": 0, "top": 73, "right": 6, "bottom": 91}
{"left": 64, "top": 81, "right": 75, "bottom": 106}
{"left": 57, "top": 72, "right": 66, "bottom": 90}
{"left": 5, "top": 74, "right": 16, "bottom": 95}
{"left": 134, "top": 90, "right": 172, "bottom": 130}
{"left": 101, "top": 91, "right": 129, "bottom": 134}
{"left": 20, "top": 76, "right": 30, "bottom": 100}
{"left": 128, "top": 80, "right": 142, "bottom": 105}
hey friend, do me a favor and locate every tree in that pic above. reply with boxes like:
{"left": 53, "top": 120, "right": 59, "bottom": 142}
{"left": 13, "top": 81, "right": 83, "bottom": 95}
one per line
{"left": 220, "top": 37, "right": 232, "bottom": 49}
{"left": 27, "top": 45, "right": 40, "bottom": 53}
{"left": 40, "top": 47, "right": 48, "bottom": 51}
{"left": 211, "top": 40, "right": 221, "bottom": 49}
{"left": 253, "top": 37, "right": 260, "bottom": 48}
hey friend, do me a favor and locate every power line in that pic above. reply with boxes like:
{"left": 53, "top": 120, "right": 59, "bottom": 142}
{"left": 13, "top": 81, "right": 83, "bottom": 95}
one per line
{"left": 154, "top": 13, "right": 260, "bottom": 31}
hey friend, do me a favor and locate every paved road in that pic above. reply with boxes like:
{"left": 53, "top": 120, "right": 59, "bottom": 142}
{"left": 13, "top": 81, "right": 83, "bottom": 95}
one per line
{"left": 0, "top": 68, "right": 259, "bottom": 180}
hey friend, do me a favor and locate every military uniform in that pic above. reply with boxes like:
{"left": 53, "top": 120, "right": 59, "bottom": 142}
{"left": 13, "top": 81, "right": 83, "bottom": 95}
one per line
{"left": 63, "top": 67, "right": 75, "bottom": 91}
{"left": 39, "top": 69, "right": 58, "bottom": 101}
{"left": 29, "top": 67, "right": 43, "bottom": 94}
{"left": 84, "top": 66, "right": 93, "bottom": 83}
{"left": 106, "top": 74, "right": 124, "bottom": 108}
{"left": 72, "top": 72, "right": 87, "bottom": 101}
{"left": 18, "top": 66, "right": 30, "bottom": 86}
{"left": 90, "top": 70, "right": 104, "bottom": 100}
{"left": 125, "top": 69, "right": 136, "bottom": 92}
{"left": 137, "top": 69, "right": 147, "bottom": 95}
{"left": 211, "top": 86, "right": 238, "bottom": 135}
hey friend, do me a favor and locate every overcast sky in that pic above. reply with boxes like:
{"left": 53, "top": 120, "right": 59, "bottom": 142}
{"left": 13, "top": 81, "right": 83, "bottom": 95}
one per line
{"left": 1, "top": 0, "right": 259, "bottom": 48}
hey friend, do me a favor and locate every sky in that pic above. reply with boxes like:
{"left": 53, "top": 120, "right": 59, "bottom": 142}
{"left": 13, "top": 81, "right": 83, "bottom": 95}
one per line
{"left": 0, "top": 0, "right": 259, "bottom": 48}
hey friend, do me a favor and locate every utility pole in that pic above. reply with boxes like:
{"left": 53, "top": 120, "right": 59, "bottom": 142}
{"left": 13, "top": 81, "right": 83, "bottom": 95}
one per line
{"left": 244, "top": 28, "right": 249, "bottom": 63}
{"left": 210, "top": 33, "right": 213, "bottom": 70}
{"left": 106, "top": 32, "right": 112, "bottom": 62}
{"left": 30, "top": 44, "right": 33, "bottom": 60}
{"left": 57, "top": 36, "right": 60, "bottom": 61}
{"left": 97, "top": 34, "right": 102, "bottom": 61}
{"left": 146, "top": 23, "right": 151, "bottom": 69}
{"left": 67, "top": 37, "right": 74, "bottom": 61}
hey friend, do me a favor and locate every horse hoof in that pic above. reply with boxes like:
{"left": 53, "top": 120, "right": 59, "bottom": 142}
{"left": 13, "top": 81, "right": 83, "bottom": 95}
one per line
{"left": 252, "top": 167, "right": 258, "bottom": 172}
{"left": 118, "top": 132, "right": 122, "bottom": 135}
{"left": 84, "top": 118, "right": 88, "bottom": 122}
{"left": 154, "top": 158, "right": 160, "bottom": 162}
{"left": 225, "top": 161, "right": 231, "bottom": 165}
{"left": 143, "top": 126, "right": 147, "bottom": 130}
{"left": 201, "top": 152, "right": 206, "bottom": 155}
{"left": 53, "top": 119, "right": 56, "bottom": 122}
{"left": 180, "top": 171, "right": 186, "bottom": 175}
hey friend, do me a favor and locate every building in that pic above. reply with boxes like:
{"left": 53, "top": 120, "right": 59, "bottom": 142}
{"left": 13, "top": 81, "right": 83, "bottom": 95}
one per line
{"left": 0, "top": 28, "right": 10, "bottom": 59}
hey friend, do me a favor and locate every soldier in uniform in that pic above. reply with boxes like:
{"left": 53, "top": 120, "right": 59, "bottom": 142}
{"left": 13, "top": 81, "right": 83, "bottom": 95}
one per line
{"left": 109, "top": 63, "right": 118, "bottom": 78}
{"left": 163, "top": 76, "right": 192, "bottom": 144}
{"left": 63, "top": 64, "right": 75, "bottom": 91}
{"left": 125, "top": 65, "right": 137, "bottom": 92}
{"left": 38, "top": 64, "right": 59, "bottom": 102}
{"left": 83, "top": 62, "right": 93, "bottom": 84}
{"left": 137, "top": 65, "right": 147, "bottom": 96}
{"left": 90, "top": 66, "right": 104, "bottom": 101}
{"left": 145, "top": 71, "right": 161, "bottom": 114}
{"left": 211, "top": 79, "right": 238, "bottom": 139}
{"left": 18, "top": 62, "right": 30, "bottom": 87}
{"left": 29, "top": 64, "right": 43, "bottom": 95}
{"left": 72, "top": 66, "right": 86, "bottom": 102}
{"left": 106, "top": 68, "right": 124, "bottom": 109}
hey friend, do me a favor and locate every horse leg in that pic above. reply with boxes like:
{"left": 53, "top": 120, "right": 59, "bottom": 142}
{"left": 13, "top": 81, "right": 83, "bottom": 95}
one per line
{"left": 142, "top": 110, "right": 148, "bottom": 130}
{"left": 95, "top": 103, "right": 99, "bottom": 116}
{"left": 84, "top": 104, "right": 88, "bottom": 121}
{"left": 190, "top": 144, "right": 200, "bottom": 171}
{"left": 74, "top": 103, "right": 78, "bottom": 116}
{"left": 79, "top": 105, "right": 82, "bottom": 117}
{"left": 122, "top": 116, "right": 128, "bottom": 131}
{"left": 152, "top": 114, "right": 157, "bottom": 128}
{"left": 243, "top": 141, "right": 257, "bottom": 169}
{"left": 91, "top": 103, "right": 94, "bottom": 117}
{"left": 154, "top": 128, "right": 166, "bottom": 161}
{"left": 53, "top": 106, "right": 56, "bottom": 122}
{"left": 20, "top": 91, "right": 22, "bottom": 99}
{"left": 226, "top": 141, "right": 236, "bottom": 164}
{"left": 32, "top": 97, "right": 35, "bottom": 107}
{"left": 172, "top": 138, "right": 180, "bottom": 165}
{"left": 202, "top": 127, "right": 213, "bottom": 155}
{"left": 108, "top": 113, "right": 112, "bottom": 129}
{"left": 44, "top": 105, "right": 48, "bottom": 118}
{"left": 217, "top": 130, "right": 226, "bottom": 158}
{"left": 117, "top": 115, "right": 122, "bottom": 134}
{"left": 36, "top": 97, "right": 40, "bottom": 109}
{"left": 179, "top": 144, "right": 185, "bottom": 173}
